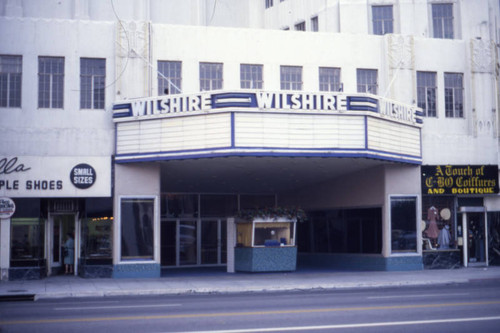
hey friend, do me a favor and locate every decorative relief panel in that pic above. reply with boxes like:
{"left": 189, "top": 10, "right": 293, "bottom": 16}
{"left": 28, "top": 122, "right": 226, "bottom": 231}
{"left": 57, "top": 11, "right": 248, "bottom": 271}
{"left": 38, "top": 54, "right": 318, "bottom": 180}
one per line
{"left": 388, "top": 35, "right": 414, "bottom": 70}
{"left": 116, "top": 21, "right": 149, "bottom": 59}
{"left": 471, "top": 39, "right": 494, "bottom": 73}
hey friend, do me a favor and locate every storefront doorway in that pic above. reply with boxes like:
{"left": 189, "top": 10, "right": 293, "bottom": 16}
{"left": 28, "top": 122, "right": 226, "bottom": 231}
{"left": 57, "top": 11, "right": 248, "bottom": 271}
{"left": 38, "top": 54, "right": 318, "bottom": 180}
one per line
{"left": 47, "top": 214, "right": 79, "bottom": 276}
{"left": 460, "top": 208, "right": 488, "bottom": 267}
{"left": 161, "top": 218, "right": 227, "bottom": 267}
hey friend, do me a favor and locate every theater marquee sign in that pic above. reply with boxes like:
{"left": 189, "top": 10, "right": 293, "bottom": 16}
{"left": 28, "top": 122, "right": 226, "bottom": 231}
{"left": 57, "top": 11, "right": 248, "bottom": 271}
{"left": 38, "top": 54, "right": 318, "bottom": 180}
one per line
{"left": 422, "top": 165, "right": 499, "bottom": 195}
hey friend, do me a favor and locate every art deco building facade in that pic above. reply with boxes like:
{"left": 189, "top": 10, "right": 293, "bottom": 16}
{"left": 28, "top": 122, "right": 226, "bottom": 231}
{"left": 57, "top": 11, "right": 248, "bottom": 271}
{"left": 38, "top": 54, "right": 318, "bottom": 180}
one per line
{"left": 1, "top": 0, "right": 499, "bottom": 280}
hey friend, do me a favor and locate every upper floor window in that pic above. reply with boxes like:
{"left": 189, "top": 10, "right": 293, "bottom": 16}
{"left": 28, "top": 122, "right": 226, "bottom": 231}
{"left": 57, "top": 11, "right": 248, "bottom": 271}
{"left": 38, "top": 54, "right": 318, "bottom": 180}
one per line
{"left": 280, "top": 66, "right": 302, "bottom": 91}
{"left": 311, "top": 16, "right": 319, "bottom": 32}
{"left": 80, "top": 58, "right": 105, "bottom": 109}
{"left": 200, "top": 62, "right": 223, "bottom": 91}
{"left": 295, "top": 21, "right": 306, "bottom": 31}
{"left": 319, "top": 67, "right": 341, "bottom": 92}
{"left": 444, "top": 73, "right": 463, "bottom": 118}
{"left": 158, "top": 60, "right": 182, "bottom": 95}
{"left": 265, "top": 0, "right": 273, "bottom": 9}
{"left": 417, "top": 72, "right": 437, "bottom": 117}
{"left": 372, "top": 5, "right": 393, "bottom": 35}
{"left": 357, "top": 69, "right": 378, "bottom": 94}
{"left": 240, "top": 64, "right": 263, "bottom": 89}
{"left": 0, "top": 55, "right": 22, "bottom": 108}
{"left": 432, "top": 3, "right": 454, "bottom": 39}
{"left": 38, "top": 56, "right": 64, "bottom": 109}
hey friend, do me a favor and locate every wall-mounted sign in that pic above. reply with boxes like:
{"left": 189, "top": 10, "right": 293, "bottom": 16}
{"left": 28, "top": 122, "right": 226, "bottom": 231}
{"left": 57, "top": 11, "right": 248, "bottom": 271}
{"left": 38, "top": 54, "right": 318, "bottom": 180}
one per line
{"left": 0, "top": 197, "right": 16, "bottom": 219}
{"left": 0, "top": 156, "right": 111, "bottom": 198}
{"left": 70, "top": 163, "right": 96, "bottom": 189}
{"left": 422, "top": 165, "right": 499, "bottom": 195}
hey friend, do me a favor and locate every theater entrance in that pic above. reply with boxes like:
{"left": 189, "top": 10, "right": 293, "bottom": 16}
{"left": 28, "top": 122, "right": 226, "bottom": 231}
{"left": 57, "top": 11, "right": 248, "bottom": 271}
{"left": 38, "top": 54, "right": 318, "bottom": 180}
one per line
{"left": 161, "top": 218, "right": 227, "bottom": 267}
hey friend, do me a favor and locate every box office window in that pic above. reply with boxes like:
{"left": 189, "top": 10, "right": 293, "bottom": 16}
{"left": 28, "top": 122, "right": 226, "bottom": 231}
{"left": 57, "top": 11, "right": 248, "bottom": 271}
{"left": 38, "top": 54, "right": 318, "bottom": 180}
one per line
{"left": 391, "top": 196, "right": 417, "bottom": 253}
{"left": 121, "top": 198, "right": 154, "bottom": 260}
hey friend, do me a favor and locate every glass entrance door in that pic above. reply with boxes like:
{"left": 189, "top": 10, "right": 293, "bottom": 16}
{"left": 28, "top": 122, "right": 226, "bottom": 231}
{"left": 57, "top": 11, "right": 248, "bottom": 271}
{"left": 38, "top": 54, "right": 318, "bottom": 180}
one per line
{"left": 161, "top": 219, "right": 227, "bottom": 267}
{"left": 49, "top": 214, "right": 78, "bottom": 275}
{"left": 466, "top": 213, "right": 487, "bottom": 266}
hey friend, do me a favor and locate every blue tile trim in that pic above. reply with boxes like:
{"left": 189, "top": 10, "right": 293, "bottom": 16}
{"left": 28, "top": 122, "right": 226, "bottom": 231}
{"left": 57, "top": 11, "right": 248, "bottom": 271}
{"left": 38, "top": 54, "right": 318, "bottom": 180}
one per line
{"left": 112, "top": 263, "right": 161, "bottom": 279}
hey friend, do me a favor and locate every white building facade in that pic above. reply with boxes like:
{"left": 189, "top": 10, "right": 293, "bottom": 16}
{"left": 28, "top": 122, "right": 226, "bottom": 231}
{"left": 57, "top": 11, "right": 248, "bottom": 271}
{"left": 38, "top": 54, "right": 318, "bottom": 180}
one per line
{"left": 1, "top": 0, "right": 499, "bottom": 280}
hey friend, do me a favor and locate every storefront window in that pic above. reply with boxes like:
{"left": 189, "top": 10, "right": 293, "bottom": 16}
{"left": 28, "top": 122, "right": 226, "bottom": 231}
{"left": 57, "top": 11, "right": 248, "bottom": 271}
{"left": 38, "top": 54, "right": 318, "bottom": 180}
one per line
{"left": 422, "top": 196, "right": 456, "bottom": 250}
{"left": 121, "top": 198, "right": 154, "bottom": 260}
{"left": 200, "top": 194, "right": 237, "bottom": 217}
{"left": 82, "top": 198, "right": 113, "bottom": 262}
{"left": 488, "top": 212, "right": 500, "bottom": 265}
{"left": 11, "top": 218, "right": 45, "bottom": 266}
{"left": 391, "top": 196, "right": 417, "bottom": 252}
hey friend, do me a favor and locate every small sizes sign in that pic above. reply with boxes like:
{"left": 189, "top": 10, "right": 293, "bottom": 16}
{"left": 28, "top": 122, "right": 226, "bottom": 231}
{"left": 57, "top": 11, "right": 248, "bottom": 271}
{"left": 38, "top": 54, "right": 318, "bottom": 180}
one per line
{"left": 0, "top": 197, "right": 16, "bottom": 219}
{"left": 70, "top": 164, "right": 96, "bottom": 189}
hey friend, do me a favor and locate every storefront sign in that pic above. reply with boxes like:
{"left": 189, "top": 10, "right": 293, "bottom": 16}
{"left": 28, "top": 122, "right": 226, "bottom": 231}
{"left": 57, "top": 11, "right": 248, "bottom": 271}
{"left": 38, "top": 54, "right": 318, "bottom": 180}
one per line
{"left": 113, "top": 91, "right": 422, "bottom": 126}
{"left": 70, "top": 164, "right": 96, "bottom": 189}
{"left": 422, "top": 165, "right": 499, "bottom": 195}
{"left": 0, "top": 156, "right": 111, "bottom": 198}
{"left": 0, "top": 197, "right": 15, "bottom": 219}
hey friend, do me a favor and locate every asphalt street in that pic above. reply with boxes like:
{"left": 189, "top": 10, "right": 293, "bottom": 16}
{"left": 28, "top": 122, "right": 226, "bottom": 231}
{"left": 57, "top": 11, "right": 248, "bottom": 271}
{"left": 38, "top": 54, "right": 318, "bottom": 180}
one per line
{"left": 1, "top": 279, "right": 499, "bottom": 333}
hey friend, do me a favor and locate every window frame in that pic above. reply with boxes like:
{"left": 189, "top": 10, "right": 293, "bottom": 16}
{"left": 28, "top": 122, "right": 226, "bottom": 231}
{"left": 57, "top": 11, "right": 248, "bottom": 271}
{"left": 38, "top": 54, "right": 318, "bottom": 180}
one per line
{"left": 444, "top": 72, "right": 464, "bottom": 118}
{"left": 390, "top": 195, "right": 419, "bottom": 254}
{"left": 199, "top": 62, "right": 223, "bottom": 92}
{"left": 119, "top": 196, "right": 157, "bottom": 262}
{"left": 319, "top": 67, "right": 342, "bottom": 92}
{"left": 80, "top": 57, "right": 106, "bottom": 110}
{"left": 240, "top": 64, "right": 263, "bottom": 89}
{"left": 311, "top": 16, "right": 319, "bottom": 32}
{"left": 294, "top": 21, "right": 306, "bottom": 31}
{"left": 372, "top": 5, "right": 394, "bottom": 35}
{"left": 38, "top": 56, "right": 64, "bottom": 109}
{"left": 431, "top": 2, "right": 454, "bottom": 39}
{"left": 280, "top": 65, "right": 303, "bottom": 91}
{"left": 417, "top": 71, "right": 437, "bottom": 118}
{"left": 356, "top": 68, "right": 378, "bottom": 94}
{"left": 158, "top": 60, "right": 182, "bottom": 95}
{"left": 0, "top": 54, "right": 22, "bottom": 108}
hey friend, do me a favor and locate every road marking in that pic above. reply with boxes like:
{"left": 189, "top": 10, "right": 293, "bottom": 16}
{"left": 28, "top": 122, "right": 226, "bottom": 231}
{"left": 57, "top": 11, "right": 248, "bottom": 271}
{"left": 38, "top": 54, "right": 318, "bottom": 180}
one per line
{"left": 367, "top": 292, "right": 470, "bottom": 299}
{"left": 54, "top": 304, "right": 182, "bottom": 311}
{"left": 169, "top": 316, "right": 500, "bottom": 333}
{"left": 2, "top": 300, "right": 500, "bottom": 326}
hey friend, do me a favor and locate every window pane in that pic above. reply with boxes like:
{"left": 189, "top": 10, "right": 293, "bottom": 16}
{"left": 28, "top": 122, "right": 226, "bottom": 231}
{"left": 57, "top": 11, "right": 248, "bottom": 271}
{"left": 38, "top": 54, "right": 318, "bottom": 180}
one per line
{"left": 200, "top": 62, "right": 223, "bottom": 91}
{"left": 82, "top": 198, "right": 113, "bottom": 261}
{"left": 0, "top": 55, "right": 22, "bottom": 107}
{"left": 432, "top": 3, "right": 454, "bottom": 39}
{"left": 444, "top": 73, "right": 463, "bottom": 118}
{"left": 391, "top": 197, "right": 417, "bottom": 252}
{"left": 80, "top": 58, "right": 105, "bottom": 109}
{"left": 240, "top": 64, "right": 263, "bottom": 89}
{"left": 11, "top": 218, "right": 45, "bottom": 263}
{"left": 311, "top": 16, "right": 319, "bottom": 32}
{"left": 357, "top": 69, "right": 378, "bottom": 94}
{"left": 319, "top": 67, "right": 341, "bottom": 92}
{"left": 121, "top": 198, "right": 154, "bottom": 260}
{"left": 417, "top": 72, "right": 437, "bottom": 117}
{"left": 38, "top": 57, "right": 64, "bottom": 108}
{"left": 280, "top": 65, "right": 302, "bottom": 91}
{"left": 372, "top": 5, "right": 393, "bottom": 35}
{"left": 158, "top": 61, "right": 182, "bottom": 95}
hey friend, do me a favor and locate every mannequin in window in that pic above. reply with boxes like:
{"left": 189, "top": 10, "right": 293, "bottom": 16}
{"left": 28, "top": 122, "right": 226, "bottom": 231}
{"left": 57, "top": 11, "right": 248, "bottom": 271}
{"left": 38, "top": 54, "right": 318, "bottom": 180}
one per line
{"left": 425, "top": 206, "right": 439, "bottom": 247}
{"left": 438, "top": 224, "right": 451, "bottom": 249}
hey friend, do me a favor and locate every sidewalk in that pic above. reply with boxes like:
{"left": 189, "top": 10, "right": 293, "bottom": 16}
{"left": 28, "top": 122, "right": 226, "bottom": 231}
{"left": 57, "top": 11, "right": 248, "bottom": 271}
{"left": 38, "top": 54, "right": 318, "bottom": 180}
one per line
{"left": 1, "top": 266, "right": 500, "bottom": 300}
